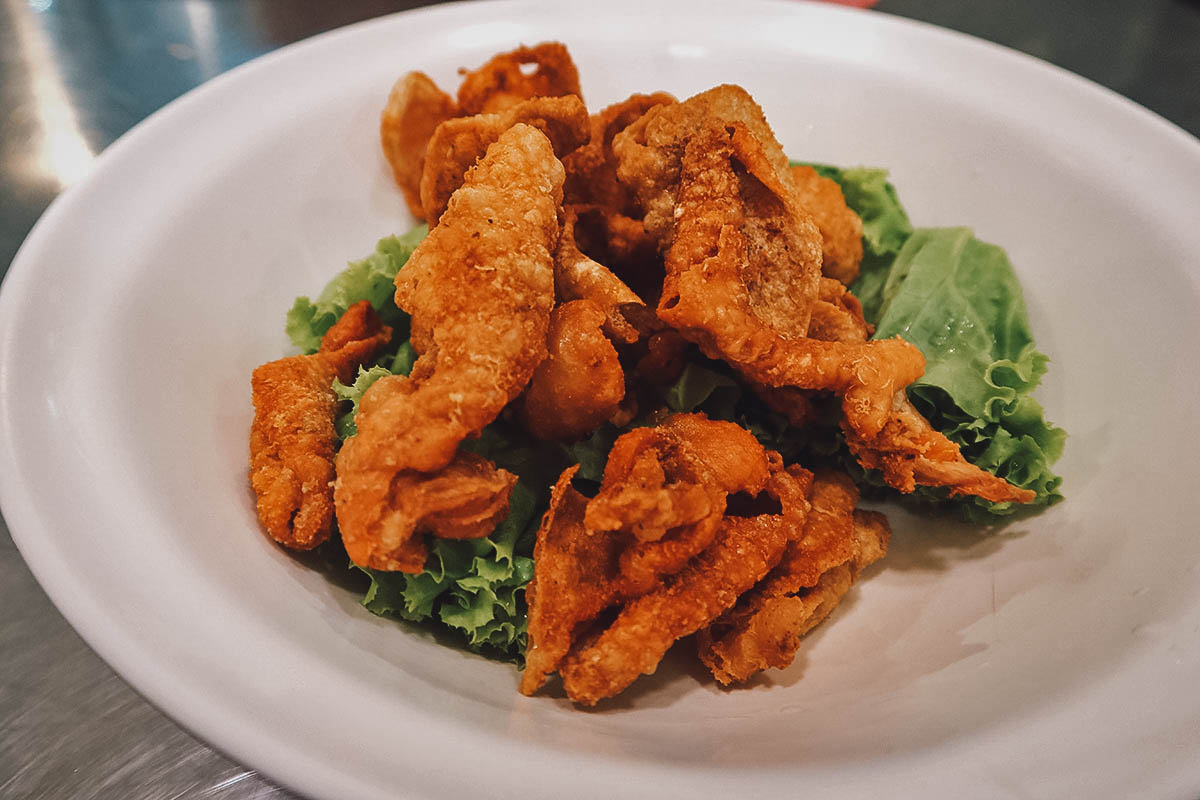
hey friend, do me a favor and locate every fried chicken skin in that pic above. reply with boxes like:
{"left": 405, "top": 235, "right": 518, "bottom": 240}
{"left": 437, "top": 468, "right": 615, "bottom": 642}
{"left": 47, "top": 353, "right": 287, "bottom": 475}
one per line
{"left": 806, "top": 284, "right": 1035, "bottom": 504}
{"left": 845, "top": 393, "right": 1035, "bottom": 503}
{"left": 249, "top": 301, "right": 392, "bottom": 549}
{"left": 809, "top": 277, "right": 873, "bottom": 343}
{"left": 520, "top": 299, "right": 626, "bottom": 442}
{"left": 587, "top": 414, "right": 774, "bottom": 596}
{"left": 380, "top": 71, "right": 459, "bottom": 220}
{"left": 553, "top": 205, "right": 656, "bottom": 344}
{"left": 635, "top": 109, "right": 1026, "bottom": 504}
{"left": 456, "top": 42, "right": 583, "bottom": 115}
{"left": 379, "top": 41, "right": 581, "bottom": 220}
{"left": 562, "top": 203, "right": 666, "bottom": 311}
{"left": 335, "top": 123, "right": 562, "bottom": 571}
{"left": 562, "top": 92, "right": 676, "bottom": 217}
{"left": 521, "top": 415, "right": 811, "bottom": 704}
{"left": 419, "top": 95, "right": 589, "bottom": 226}
{"left": 659, "top": 122, "right": 925, "bottom": 438}
{"left": 337, "top": 451, "right": 518, "bottom": 572}
{"left": 557, "top": 465, "right": 804, "bottom": 706}
{"left": 521, "top": 466, "right": 626, "bottom": 696}
{"left": 790, "top": 164, "right": 865, "bottom": 285}
{"left": 697, "top": 471, "right": 889, "bottom": 685}
{"left": 612, "top": 84, "right": 794, "bottom": 246}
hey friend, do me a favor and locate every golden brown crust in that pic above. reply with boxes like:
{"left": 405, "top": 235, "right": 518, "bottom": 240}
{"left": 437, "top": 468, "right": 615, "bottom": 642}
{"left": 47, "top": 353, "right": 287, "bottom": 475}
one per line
{"left": 249, "top": 302, "right": 392, "bottom": 550}
{"left": 696, "top": 471, "right": 891, "bottom": 685}
{"left": 520, "top": 300, "right": 626, "bottom": 442}
{"left": 419, "top": 95, "right": 589, "bottom": 226}
{"left": 612, "top": 83, "right": 1028, "bottom": 505}
{"left": 380, "top": 72, "right": 459, "bottom": 220}
{"left": 553, "top": 205, "right": 654, "bottom": 344}
{"left": 808, "top": 277, "right": 872, "bottom": 343}
{"left": 612, "top": 84, "right": 794, "bottom": 246}
{"left": 844, "top": 393, "right": 1036, "bottom": 503}
{"left": 558, "top": 502, "right": 792, "bottom": 706}
{"left": 521, "top": 415, "right": 815, "bottom": 705}
{"left": 586, "top": 414, "right": 772, "bottom": 597}
{"left": 658, "top": 122, "right": 925, "bottom": 439}
{"left": 334, "top": 124, "right": 562, "bottom": 571}
{"left": 790, "top": 164, "right": 864, "bottom": 285}
{"left": 805, "top": 282, "right": 1034, "bottom": 504}
{"left": 339, "top": 451, "right": 518, "bottom": 572}
{"left": 562, "top": 91, "right": 676, "bottom": 216}
{"left": 520, "top": 466, "right": 626, "bottom": 696}
{"left": 456, "top": 42, "right": 583, "bottom": 115}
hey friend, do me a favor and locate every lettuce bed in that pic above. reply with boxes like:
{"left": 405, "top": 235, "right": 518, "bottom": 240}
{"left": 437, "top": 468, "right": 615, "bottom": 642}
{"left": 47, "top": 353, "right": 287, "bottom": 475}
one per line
{"left": 282, "top": 166, "right": 1065, "bottom": 660}
{"left": 812, "top": 165, "right": 1065, "bottom": 519}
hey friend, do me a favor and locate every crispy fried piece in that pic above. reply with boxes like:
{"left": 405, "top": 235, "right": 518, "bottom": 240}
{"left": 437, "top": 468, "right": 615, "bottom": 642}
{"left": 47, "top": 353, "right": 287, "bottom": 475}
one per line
{"left": 456, "top": 42, "right": 582, "bottom": 115}
{"left": 633, "top": 328, "right": 688, "bottom": 386}
{"left": 249, "top": 302, "right": 392, "bottom": 550}
{"left": 522, "top": 418, "right": 809, "bottom": 704}
{"left": 585, "top": 429, "right": 721, "bottom": 541}
{"left": 420, "top": 95, "right": 589, "bottom": 225}
{"left": 380, "top": 71, "right": 459, "bottom": 220}
{"left": 612, "top": 84, "right": 793, "bottom": 246}
{"left": 586, "top": 414, "right": 773, "bottom": 597}
{"left": 809, "top": 277, "right": 872, "bottom": 343}
{"left": 520, "top": 466, "right": 626, "bottom": 696}
{"left": 554, "top": 205, "right": 647, "bottom": 344}
{"left": 520, "top": 300, "right": 626, "bottom": 441}
{"left": 557, "top": 498, "right": 793, "bottom": 706}
{"left": 790, "top": 164, "right": 864, "bottom": 285}
{"left": 334, "top": 124, "right": 562, "bottom": 570}
{"left": 562, "top": 92, "right": 675, "bottom": 214}
{"left": 665, "top": 122, "right": 824, "bottom": 338}
{"left": 696, "top": 471, "right": 890, "bottom": 685}
{"left": 386, "top": 452, "right": 517, "bottom": 540}
{"left": 804, "top": 281, "right": 1034, "bottom": 504}
{"left": 751, "top": 278, "right": 870, "bottom": 427}
{"left": 565, "top": 205, "right": 665, "bottom": 307}
{"left": 659, "top": 122, "right": 925, "bottom": 438}
{"left": 625, "top": 92, "right": 1027, "bottom": 504}
{"left": 845, "top": 392, "right": 1036, "bottom": 503}
{"left": 314, "top": 300, "right": 394, "bottom": 371}
{"left": 339, "top": 451, "right": 517, "bottom": 572}
{"left": 612, "top": 86, "right": 921, "bottom": 436}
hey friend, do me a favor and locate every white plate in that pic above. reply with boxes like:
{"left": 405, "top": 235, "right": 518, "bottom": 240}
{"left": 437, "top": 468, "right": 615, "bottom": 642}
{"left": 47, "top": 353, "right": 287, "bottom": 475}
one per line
{"left": 3, "top": 1, "right": 1199, "bottom": 798}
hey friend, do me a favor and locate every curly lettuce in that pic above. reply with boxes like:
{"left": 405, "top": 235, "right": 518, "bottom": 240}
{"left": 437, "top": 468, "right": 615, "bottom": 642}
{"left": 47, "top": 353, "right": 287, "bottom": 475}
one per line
{"left": 357, "top": 481, "right": 537, "bottom": 660}
{"left": 806, "top": 164, "right": 1065, "bottom": 518}
{"left": 286, "top": 226, "right": 427, "bottom": 354}
{"left": 867, "top": 227, "right": 1066, "bottom": 517}
{"left": 325, "top": 306, "right": 556, "bottom": 661}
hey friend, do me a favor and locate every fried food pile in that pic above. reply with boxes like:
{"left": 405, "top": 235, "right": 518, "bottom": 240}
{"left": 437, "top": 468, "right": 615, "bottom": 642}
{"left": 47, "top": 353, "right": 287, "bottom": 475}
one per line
{"left": 248, "top": 42, "right": 1035, "bottom": 705}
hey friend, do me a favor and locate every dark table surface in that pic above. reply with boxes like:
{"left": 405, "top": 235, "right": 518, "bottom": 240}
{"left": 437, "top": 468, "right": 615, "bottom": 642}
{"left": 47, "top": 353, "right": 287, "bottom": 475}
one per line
{"left": 1, "top": 1, "right": 1197, "bottom": 797}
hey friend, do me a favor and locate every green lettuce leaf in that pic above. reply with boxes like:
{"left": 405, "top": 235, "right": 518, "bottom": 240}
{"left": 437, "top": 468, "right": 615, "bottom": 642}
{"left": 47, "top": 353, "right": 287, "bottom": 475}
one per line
{"left": 358, "top": 480, "right": 538, "bottom": 660}
{"left": 332, "top": 365, "right": 393, "bottom": 439}
{"left": 350, "top": 417, "right": 568, "bottom": 662}
{"left": 869, "top": 227, "right": 1065, "bottom": 516}
{"left": 797, "top": 164, "right": 1065, "bottom": 519}
{"left": 285, "top": 226, "right": 427, "bottom": 353}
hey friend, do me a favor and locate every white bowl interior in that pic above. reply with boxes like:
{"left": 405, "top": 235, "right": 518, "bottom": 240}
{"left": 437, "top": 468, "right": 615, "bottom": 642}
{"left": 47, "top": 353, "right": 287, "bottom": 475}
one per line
{"left": 3, "top": 3, "right": 1199, "bottom": 798}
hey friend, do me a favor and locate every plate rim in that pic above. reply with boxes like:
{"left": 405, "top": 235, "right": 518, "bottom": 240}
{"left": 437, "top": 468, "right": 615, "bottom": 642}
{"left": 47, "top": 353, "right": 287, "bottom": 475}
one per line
{"left": 2, "top": 2, "right": 1199, "bottom": 798}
